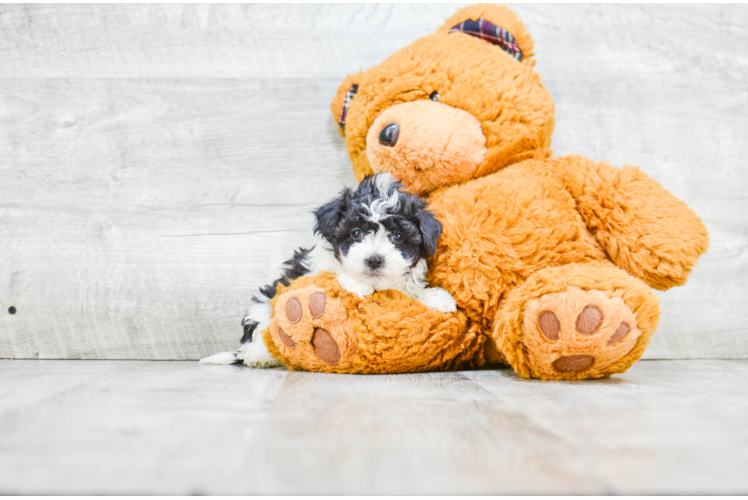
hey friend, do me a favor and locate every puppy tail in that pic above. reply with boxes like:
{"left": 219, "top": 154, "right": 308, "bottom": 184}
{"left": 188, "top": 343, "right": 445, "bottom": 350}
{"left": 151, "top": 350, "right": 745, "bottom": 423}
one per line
{"left": 199, "top": 351, "right": 241, "bottom": 365}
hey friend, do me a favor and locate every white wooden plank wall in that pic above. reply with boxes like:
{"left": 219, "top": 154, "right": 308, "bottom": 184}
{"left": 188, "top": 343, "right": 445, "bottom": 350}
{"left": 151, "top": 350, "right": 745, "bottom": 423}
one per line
{"left": 0, "top": 4, "right": 746, "bottom": 360}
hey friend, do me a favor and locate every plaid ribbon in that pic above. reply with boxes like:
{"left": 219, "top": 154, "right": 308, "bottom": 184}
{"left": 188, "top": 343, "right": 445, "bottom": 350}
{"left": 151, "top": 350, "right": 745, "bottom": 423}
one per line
{"left": 449, "top": 19, "right": 523, "bottom": 62}
{"left": 338, "top": 84, "right": 359, "bottom": 131}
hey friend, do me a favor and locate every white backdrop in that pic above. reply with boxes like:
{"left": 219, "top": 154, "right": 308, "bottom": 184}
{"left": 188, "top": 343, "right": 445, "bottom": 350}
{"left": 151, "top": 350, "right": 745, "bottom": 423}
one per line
{"left": 0, "top": 4, "right": 746, "bottom": 360}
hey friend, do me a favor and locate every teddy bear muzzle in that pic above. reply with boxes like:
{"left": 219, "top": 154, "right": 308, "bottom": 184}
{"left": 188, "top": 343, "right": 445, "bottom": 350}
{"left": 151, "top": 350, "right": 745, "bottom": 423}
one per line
{"left": 365, "top": 100, "right": 487, "bottom": 194}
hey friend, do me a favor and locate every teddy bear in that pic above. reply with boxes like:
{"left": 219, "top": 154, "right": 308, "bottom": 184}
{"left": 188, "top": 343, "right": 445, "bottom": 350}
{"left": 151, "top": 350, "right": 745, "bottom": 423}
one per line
{"left": 258, "top": 4, "right": 709, "bottom": 380}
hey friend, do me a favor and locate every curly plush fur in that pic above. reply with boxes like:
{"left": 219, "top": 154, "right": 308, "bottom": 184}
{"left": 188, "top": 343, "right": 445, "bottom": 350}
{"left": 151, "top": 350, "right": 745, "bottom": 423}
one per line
{"left": 261, "top": 5, "right": 709, "bottom": 380}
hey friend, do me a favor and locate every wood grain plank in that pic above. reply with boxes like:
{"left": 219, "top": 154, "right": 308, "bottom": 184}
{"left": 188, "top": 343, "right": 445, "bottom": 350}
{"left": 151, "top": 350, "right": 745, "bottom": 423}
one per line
{"left": 0, "top": 78, "right": 356, "bottom": 360}
{"left": 0, "top": 4, "right": 466, "bottom": 78}
{"left": 2, "top": 4, "right": 744, "bottom": 83}
{"left": 0, "top": 360, "right": 289, "bottom": 494}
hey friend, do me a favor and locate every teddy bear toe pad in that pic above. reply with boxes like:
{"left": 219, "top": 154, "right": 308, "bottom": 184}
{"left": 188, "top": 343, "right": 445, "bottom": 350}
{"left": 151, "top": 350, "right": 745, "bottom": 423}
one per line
{"left": 524, "top": 287, "right": 642, "bottom": 379}
{"left": 270, "top": 283, "right": 355, "bottom": 370}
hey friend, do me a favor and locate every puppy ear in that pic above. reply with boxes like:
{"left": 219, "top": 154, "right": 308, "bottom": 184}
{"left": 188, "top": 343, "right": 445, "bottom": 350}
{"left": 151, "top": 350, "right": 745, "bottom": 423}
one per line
{"left": 416, "top": 209, "right": 443, "bottom": 256}
{"left": 313, "top": 191, "right": 348, "bottom": 239}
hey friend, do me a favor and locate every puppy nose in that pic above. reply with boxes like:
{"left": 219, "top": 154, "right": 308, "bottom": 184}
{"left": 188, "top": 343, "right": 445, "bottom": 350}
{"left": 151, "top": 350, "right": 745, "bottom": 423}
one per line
{"left": 378, "top": 123, "right": 400, "bottom": 147}
{"left": 366, "top": 255, "right": 384, "bottom": 269}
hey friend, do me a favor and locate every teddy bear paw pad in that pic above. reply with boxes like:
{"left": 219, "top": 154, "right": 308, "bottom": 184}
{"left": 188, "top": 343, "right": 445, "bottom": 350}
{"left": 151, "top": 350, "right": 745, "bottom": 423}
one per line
{"left": 270, "top": 284, "right": 355, "bottom": 370}
{"left": 523, "top": 286, "right": 642, "bottom": 378}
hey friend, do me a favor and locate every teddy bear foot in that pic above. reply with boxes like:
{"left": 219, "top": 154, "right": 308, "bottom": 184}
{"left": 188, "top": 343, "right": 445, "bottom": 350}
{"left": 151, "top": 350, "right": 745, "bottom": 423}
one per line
{"left": 266, "top": 281, "right": 357, "bottom": 372}
{"left": 521, "top": 287, "right": 643, "bottom": 380}
{"left": 495, "top": 263, "right": 661, "bottom": 380}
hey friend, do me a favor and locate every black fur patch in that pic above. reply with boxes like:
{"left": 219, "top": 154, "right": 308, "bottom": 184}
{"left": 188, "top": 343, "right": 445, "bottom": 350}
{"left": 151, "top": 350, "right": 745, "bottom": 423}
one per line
{"left": 257, "top": 247, "right": 312, "bottom": 301}
{"left": 241, "top": 320, "right": 259, "bottom": 344}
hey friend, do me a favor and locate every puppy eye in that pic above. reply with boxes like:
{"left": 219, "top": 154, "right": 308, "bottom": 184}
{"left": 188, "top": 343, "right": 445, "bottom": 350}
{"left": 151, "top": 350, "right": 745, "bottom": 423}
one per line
{"left": 351, "top": 229, "right": 363, "bottom": 240}
{"left": 389, "top": 233, "right": 404, "bottom": 244}
{"left": 429, "top": 91, "right": 439, "bottom": 102}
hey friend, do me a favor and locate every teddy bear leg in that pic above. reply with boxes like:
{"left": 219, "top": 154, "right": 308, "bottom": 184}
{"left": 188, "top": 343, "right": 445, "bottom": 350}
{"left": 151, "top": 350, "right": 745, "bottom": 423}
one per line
{"left": 494, "top": 262, "right": 662, "bottom": 380}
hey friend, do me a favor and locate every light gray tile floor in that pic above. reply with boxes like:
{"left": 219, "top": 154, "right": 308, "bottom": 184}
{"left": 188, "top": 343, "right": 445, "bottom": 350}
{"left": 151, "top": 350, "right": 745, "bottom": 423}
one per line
{"left": 0, "top": 359, "right": 746, "bottom": 494}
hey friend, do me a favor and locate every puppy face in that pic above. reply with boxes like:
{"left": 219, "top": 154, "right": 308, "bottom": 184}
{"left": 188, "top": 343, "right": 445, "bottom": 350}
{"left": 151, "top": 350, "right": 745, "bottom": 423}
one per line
{"left": 314, "top": 173, "right": 442, "bottom": 288}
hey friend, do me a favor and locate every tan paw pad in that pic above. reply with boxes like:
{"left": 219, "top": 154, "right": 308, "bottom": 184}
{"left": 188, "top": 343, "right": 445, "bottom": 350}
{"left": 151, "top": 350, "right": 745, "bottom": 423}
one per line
{"left": 575, "top": 305, "right": 603, "bottom": 335}
{"left": 278, "top": 327, "right": 297, "bottom": 349}
{"left": 312, "top": 328, "right": 341, "bottom": 364}
{"left": 553, "top": 354, "right": 594, "bottom": 372}
{"left": 539, "top": 311, "right": 561, "bottom": 340}
{"left": 309, "top": 292, "right": 326, "bottom": 318}
{"left": 523, "top": 287, "right": 642, "bottom": 378}
{"left": 285, "top": 298, "right": 303, "bottom": 324}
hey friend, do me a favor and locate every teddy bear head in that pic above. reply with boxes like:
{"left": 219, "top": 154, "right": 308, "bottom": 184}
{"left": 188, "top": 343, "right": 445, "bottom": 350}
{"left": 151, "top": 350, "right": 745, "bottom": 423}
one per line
{"left": 331, "top": 5, "right": 556, "bottom": 194}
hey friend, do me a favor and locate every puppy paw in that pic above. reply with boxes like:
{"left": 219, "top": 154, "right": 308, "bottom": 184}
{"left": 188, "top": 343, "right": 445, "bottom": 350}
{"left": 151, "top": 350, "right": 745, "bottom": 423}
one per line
{"left": 417, "top": 286, "right": 457, "bottom": 313}
{"left": 239, "top": 339, "right": 284, "bottom": 368}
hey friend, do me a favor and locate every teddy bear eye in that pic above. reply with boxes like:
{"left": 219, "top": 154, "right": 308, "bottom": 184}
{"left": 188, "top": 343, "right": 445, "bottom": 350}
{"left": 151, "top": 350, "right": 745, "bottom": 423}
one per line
{"left": 429, "top": 91, "right": 439, "bottom": 102}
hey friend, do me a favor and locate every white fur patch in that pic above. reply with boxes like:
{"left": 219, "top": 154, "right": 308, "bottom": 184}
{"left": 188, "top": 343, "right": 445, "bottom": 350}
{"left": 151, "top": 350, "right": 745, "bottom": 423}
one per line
{"left": 306, "top": 241, "right": 344, "bottom": 276}
{"left": 402, "top": 258, "right": 429, "bottom": 293}
{"left": 237, "top": 337, "right": 283, "bottom": 368}
{"left": 243, "top": 300, "right": 273, "bottom": 328}
{"left": 337, "top": 272, "right": 375, "bottom": 298}
{"left": 365, "top": 172, "right": 400, "bottom": 223}
{"left": 414, "top": 286, "right": 457, "bottom": 313}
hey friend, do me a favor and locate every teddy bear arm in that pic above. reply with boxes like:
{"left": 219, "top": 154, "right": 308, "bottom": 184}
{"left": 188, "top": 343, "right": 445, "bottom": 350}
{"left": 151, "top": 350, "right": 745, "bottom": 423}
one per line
{"left": 556, "top": 155, "right": 710, "bottom": 290}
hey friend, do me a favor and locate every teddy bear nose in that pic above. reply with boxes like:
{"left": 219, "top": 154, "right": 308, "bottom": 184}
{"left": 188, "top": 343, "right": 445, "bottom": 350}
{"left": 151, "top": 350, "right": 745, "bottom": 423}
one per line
{"left": 378, "top": 123, "right": 400, "bottom": 147}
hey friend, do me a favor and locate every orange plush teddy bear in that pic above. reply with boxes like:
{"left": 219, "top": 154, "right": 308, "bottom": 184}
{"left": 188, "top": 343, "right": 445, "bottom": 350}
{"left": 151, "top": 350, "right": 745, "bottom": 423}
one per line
{"left": 261, "top": 4, "right": 709, "bottom": 380}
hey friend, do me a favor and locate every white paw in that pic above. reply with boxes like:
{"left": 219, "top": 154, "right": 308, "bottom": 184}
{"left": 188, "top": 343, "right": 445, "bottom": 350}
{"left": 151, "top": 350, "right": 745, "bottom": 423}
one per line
{"left": 337, "top": 273, "right": 374, "bottom": 299}
{"left": 238, "top": 339, "right": 283, "bottom": 369}
{"left": 418, "top": 287, "right": 457, "bottom": 313}
{"left": 243, "top": 300, "right": 272, "bottom": 325}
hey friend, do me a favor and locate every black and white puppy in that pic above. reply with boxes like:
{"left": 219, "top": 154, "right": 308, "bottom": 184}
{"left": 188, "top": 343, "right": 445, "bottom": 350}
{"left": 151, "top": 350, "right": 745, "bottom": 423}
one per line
{"left": 200, "top": 172, "right": 456, "bottom": 367}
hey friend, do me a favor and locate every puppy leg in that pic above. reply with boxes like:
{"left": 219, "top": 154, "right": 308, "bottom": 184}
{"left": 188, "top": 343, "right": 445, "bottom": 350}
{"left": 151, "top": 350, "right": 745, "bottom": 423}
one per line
{"left": 415, "top": 286, "right": 457, "bottom": 313}
{"left": 237, "top": 301, "right": 283, "bottom": 368}
{"left": 237, "top": 337, "right": 282, "bottom": 368}
{"left": 199, "top": 301, "right": 280, "bottom": 366}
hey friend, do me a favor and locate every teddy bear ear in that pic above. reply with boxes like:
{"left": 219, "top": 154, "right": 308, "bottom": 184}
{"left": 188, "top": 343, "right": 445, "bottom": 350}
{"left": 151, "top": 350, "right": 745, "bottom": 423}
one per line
{"left": 331, "top": 71, "right": 365, "bottom": 137}
{"left": 436, "top": 5, "right": 536, "bottom": 65}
